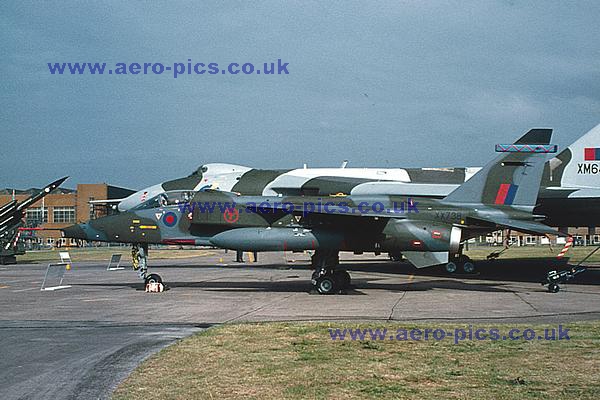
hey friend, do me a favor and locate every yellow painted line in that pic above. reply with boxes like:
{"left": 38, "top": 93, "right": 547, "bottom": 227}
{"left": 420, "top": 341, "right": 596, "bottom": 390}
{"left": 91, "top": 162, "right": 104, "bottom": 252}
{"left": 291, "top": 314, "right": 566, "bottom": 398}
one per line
{"left": 0, "top": 285, "right": 9, "bottom": 289}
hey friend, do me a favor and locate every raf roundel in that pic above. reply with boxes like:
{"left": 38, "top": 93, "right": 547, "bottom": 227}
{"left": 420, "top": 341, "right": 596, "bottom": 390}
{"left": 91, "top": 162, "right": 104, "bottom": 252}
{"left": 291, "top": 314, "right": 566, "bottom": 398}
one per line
{"left": 162, "top": 211, "right": 178, "bottom": 227}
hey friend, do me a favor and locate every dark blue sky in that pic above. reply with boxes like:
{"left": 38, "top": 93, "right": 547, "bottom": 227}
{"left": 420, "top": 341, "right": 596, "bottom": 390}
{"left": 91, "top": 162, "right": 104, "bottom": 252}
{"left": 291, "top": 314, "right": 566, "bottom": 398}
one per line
{"left": 2, "top": 1, "right": 600, "bottom": 190}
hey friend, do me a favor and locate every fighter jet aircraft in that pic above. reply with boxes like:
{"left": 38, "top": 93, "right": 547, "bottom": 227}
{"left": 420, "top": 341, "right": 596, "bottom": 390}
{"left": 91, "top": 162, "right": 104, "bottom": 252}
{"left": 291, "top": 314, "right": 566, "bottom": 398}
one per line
{"left": 1, "top": 177, "right": 69, "bottom": 264}
{"left": 99, "top": 124, "right": 600, "bottom": 230}
{"left": 63, "top": 130, "right": 560, "bottom": 293}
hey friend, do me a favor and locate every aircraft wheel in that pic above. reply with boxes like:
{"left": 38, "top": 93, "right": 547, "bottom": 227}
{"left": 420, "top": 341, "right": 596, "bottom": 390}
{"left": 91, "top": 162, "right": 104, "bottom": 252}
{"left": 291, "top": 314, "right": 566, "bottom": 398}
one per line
{"left": 548, "top": 283, "right": 560, "bottom": 293}
{"left": 145, "top": 273, "right": 163, "bottom": 285}
{"left": 316, "top": 275, "right": 337, "bottom": 295}
{"left": 334, "top": 270, "right": 351, "bottom": 288}
{"left": 462, "top": 261, "right": 476, "bottom": 274}
{"left": 444, "top": 262, "right": 457, "bottom": 273}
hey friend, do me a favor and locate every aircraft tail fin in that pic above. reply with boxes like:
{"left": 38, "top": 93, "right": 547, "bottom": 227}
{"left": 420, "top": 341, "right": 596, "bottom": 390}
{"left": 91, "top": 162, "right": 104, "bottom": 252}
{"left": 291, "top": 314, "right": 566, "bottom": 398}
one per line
{"left": 542, "top": 123, "right": 600, "bottom": 188}
{"left": 443, "top": 129, "right": 554, "bottom": 208}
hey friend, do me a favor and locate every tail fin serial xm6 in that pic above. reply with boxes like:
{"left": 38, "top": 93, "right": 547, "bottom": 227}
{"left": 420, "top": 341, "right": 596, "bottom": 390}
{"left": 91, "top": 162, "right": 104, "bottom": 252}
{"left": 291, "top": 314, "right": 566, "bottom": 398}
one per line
{"left": 543, "top": 123, "right": 600, "bottom": 189}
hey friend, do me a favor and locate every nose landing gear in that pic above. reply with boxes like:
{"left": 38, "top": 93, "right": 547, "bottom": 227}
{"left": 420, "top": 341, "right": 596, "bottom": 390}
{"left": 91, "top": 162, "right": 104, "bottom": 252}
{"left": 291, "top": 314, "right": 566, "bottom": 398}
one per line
{"left": 131, "top": 244, "right": 164, "bottom": 290}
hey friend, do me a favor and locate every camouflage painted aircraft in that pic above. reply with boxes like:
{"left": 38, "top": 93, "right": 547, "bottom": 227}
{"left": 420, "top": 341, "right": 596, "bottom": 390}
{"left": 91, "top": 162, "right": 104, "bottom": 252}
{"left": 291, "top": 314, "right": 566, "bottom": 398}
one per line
{"left": 63, "top": 130, "right": 561, "bottom": 294}
{"left": 97, "top": 123, "right": 600, "bottom": 229}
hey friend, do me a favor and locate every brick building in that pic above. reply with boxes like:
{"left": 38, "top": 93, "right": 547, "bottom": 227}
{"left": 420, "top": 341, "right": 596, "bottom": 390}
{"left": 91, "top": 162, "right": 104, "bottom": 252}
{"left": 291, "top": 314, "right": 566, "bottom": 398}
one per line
{"left": 0, "top": 183, "right": 134, "bottom": 247}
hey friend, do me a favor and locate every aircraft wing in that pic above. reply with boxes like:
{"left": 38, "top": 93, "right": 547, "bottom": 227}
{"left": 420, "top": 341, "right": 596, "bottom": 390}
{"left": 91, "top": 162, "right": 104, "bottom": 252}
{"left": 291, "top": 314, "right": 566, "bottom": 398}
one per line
{"left": 468, "top": 216, "right": 562, "bottom": 236}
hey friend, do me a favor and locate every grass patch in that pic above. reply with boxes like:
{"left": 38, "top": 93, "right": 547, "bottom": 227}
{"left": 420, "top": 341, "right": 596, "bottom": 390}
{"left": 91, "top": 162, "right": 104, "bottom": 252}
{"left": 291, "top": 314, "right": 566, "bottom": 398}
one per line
{"left": 113, "top": 321, "right": 600, "bottom": 399}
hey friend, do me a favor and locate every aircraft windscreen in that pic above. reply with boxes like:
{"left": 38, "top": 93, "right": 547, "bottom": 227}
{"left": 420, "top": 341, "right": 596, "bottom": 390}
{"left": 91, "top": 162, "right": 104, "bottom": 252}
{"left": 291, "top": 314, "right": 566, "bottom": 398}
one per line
{"left": 132, "top": 191, "right": 195, "bottom": 210}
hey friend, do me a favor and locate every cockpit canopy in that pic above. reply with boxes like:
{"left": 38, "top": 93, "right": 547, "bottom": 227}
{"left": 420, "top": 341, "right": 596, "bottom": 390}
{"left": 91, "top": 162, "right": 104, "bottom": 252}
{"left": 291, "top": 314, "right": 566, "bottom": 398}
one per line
{"left": 132, "top": 190, "right": 196, "bottom": 210}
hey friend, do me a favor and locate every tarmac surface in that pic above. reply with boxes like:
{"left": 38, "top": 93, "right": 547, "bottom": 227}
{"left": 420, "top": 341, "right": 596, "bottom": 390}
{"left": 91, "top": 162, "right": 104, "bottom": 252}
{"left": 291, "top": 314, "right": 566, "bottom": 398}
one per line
{"left": 1, "top": 249, "right": 599, "bottom": 399}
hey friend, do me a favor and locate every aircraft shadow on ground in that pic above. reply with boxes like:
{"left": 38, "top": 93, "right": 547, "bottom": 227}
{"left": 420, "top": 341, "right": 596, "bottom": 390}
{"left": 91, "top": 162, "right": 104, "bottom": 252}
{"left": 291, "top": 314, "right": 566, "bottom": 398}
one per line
{"left": 344, "top": 258, "right": 599, "bottom": 285}
{"left": 73, "top": 256, "right": 598, "bottom": 294}
{"left": 150, "top": 256, "right": 599, "bottom": 286}
{"left": 77, "top": 276, "right": 526, "bottom": 294}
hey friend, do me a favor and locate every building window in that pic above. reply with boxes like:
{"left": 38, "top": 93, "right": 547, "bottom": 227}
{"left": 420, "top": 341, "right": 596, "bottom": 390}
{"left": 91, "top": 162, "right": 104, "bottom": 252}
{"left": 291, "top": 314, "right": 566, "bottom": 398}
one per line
{"left": 89, "top": 197, "right": 96, "bottom": 220}
{"left": 25, "top": 207, "right": 48, "bottom": 225}
{"left": 525, "top": 236, "right": 537, "bottom": 245}
{"left": 53, "top": 206, "right": 76, "bottom": 223}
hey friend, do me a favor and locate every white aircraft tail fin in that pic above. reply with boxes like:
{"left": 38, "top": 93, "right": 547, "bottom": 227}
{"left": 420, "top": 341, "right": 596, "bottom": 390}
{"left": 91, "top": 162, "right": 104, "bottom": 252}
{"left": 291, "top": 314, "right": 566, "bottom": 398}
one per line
{"left": 544, "top": 123, "right": 600, "bottom": 188}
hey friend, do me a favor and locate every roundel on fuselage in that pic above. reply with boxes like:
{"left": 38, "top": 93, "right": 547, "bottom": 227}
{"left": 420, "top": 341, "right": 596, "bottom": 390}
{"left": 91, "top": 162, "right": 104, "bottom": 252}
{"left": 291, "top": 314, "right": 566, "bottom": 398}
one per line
{"left": 162, "top": 211, "right": 178, "bottom": 227}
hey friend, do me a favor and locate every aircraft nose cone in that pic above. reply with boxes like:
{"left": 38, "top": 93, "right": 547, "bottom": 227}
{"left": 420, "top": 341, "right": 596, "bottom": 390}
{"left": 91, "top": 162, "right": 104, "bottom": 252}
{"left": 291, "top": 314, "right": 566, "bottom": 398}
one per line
{"left": 61, "top": 224, "right": 87, "bottom": 240}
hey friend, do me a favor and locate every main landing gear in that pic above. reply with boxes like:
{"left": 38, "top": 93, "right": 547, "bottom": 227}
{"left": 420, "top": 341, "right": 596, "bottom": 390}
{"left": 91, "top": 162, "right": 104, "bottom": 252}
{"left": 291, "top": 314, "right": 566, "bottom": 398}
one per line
{"left": 310, "top": 250, "right": 351, "bottom": 294}
{"left": 131, "top": 244, "right": 163, "bottom": 286}
{"left": 444, "top": 254, "right": 477, "bottom": 274}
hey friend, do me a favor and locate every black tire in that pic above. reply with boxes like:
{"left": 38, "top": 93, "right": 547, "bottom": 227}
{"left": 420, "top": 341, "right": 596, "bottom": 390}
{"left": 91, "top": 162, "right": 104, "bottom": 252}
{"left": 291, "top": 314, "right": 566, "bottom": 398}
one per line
{"left": 548, "top": 283, "right": 560, "bottom": 293}
{"left": 444, "top": 262, "right": 458, "bottom": 273}
{"left": 316, "top": 275, "right": 337, "bottom": 295}
{"left": 145, "top": 273, "right": 163, "bottom": 285}
{"left": 462, "top": 261, "right": 476, "bottom": 274}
